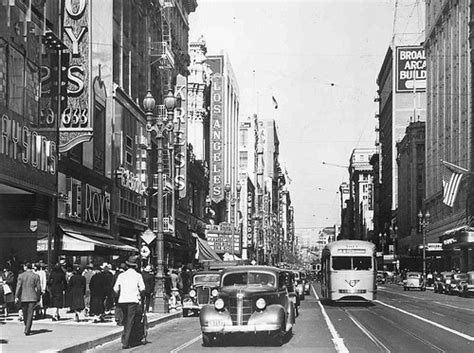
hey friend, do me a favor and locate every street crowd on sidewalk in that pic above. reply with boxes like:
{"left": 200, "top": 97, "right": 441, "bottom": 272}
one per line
{"left": 0, "top": 255, "right": 193, "bottom": 334}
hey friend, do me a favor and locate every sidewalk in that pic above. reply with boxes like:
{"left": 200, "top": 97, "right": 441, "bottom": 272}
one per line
{"left": 0, "top": 308, "right": 182, "bottom": 353}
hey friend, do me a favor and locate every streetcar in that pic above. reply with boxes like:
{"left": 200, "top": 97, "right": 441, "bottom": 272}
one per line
{"left": 321, "top": 240, "right": 377, "bottom": 302}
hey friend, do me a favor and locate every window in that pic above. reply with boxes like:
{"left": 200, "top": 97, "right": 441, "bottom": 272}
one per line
{"left": 332, "top": 256, "right": 372, "bottom": 270}
{"left": 8, "top": 46, "right": 25, "bottom": 115}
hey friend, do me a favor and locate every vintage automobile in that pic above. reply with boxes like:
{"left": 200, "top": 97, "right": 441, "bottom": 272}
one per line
{"left": 301, "top": 271, "right": 311, "bottom": 295}
{"left": 376, "top": 271, "right": 386, "bottom": 284}
{"left": 404, "top": 272, "right": 425, "bottom": 291}
{"left": 293, "top": 270, "right": 305, "bottom": 300}
{"left": 434, "top": 271, "right": 454, "bottom": 294}
{"left": 446, "top": 273, "right": 469, "bottom": 295}
{"left": 199, "top": 266, "right": 296, "bottom": 346}
{"left": 458, "top": 271, "right": 474, "bottom": 297}
{"left": 182, "top": 271, "right": 221, "bottom": 317}
{"left": 281, "top": 269, "right": 300, "bottom": 316}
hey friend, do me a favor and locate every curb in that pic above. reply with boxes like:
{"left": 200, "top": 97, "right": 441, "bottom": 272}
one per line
{"left": 56, "top": 311, "right": 182, "bottom": 353}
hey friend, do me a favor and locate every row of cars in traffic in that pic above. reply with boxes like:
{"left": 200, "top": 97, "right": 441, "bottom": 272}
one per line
{"left": 433, "top": 271, "right": 474, "bottom": 296}
{"left": 181, "top": 265, "right": 312, "bottom": 346}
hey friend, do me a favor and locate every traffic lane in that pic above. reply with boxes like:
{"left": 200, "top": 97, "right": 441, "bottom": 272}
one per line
{"left": 378, "top": 285, "right": 474, "bottom": 337}
{"left": 89, "top": 289, "right": 337, "bottom": 353}
{"left": 176, "top": 287, "right": 336, "bottom": 352}
{"left": 313, "top": 283, "right": 472, "bottom": 352}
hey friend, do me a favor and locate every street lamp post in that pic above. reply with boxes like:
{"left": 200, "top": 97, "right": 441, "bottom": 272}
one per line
{"left": 418, "top": 210, "right": 430, "bottom": 279}
{"left": 143, "top": 89, "right": 177, "bottom": 313}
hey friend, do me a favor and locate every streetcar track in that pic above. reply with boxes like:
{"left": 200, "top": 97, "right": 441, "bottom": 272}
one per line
{"left": 340, "top": 307, "right": 390, "bottom": 353}
{"left": 364, "top": 306, "right": 446, "bottom": 352}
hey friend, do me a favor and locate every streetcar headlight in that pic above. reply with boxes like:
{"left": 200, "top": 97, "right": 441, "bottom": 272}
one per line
{"left": 211, "top": 289, "right": 219, "bottom": 297}
{"left": 214, "top": 298, "right": 225, "bottom": 311}
{"left": 189, "top": 289, "right": 196, "bottom": 298}
{"left": 256, "top": 298, "right": 266, "bottom": 310}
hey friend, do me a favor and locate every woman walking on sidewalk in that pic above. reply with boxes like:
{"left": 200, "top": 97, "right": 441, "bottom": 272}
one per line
{"left": 69, "top": 266, "right": 86, "bottom": 322}
{"left": 48, "top": 263, "right": 67, "bottom": 321}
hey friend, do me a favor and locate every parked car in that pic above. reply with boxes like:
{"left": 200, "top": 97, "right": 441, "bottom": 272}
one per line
{"left": 404, "top": 272, "right": 425, "bottom": 291}
{"left": 281, "top": 269, "right": 300, "bottom": 316}
{"left": 182, "top": 271, "right": 220, "bottom": 317}
{"left": 458, "top": 271, "right": 474, "bottom": 297}
{"left": 446, "top": 273, "right": 469, "bottom": 295}
{"left": 293, "top": 270, "right": 305, "bottom": 300}
{"left": 434, "top": 271, "right": 454, "bottom": 294}
{"left": 376, "top": 271, "right": 386, "bottom": 284}
{"left": 199, "top": 265, "right": 296, "bottom": 346}
{"left": 301, "top": 271, "right": 311, "bottom": 295}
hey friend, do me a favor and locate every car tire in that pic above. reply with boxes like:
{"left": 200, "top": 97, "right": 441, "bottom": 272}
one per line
{"left": 202, "top": 333, "right": 215, "bottom": 347}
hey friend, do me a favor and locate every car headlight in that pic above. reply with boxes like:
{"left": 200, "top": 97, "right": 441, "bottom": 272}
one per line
{"left": 189, "top": 289, "right": 196, "bottom": 298}
{"left": 256, "top": 298, "right": 266, "bottom": 310}
{"left": 214, "top": 298, "right": 225, "bottom": 311}
{"left": 211, "top": 289, "right": 219, "bottom": 297}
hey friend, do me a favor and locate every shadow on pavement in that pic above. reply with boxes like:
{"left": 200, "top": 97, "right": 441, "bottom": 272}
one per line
{"left": 0, "top": 339, "right": 8, "bottom": 344}
{"left": 29, "top": 329, "right": 53, "bottom": 335}
{"left": 320, "top": 299, "right": 375, "bottom": 308}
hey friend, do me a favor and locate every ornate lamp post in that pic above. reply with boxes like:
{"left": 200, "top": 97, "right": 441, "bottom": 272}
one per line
{"left": 418, "top": 210, "right": 430, "bottom": 279}
{"left": 143, "top": 89, "right": 177, "bottom": 313}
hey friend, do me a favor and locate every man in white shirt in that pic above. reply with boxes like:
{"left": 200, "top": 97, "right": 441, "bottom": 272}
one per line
{"left": 113, "top": 255, "right": 145, "bottom": 349}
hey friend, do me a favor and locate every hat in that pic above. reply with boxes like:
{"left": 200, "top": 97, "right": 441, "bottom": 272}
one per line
{"left": 125, "top": 255, "right": 138, "bottom": 267}
{"left": 100, "top": 262, "right": 111, "bottom": 270}
{"left": 86, "top": 263, "right": 94, "bottom": 269}
{"left": 144, "top": 265, "right": 152, "bottom": 272}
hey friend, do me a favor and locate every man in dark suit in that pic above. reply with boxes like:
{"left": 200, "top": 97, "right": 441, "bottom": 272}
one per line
{"left": 15, "top": 262, "right": 41, "bottom": 335}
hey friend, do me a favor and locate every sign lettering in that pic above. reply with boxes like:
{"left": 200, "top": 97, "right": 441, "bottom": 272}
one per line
{"left": 396, "top": 46, "right": 426, "bottom": 93}
{"left": 174, "top": 75, "right": 187, "bottom": 199}
{"left": 210, "top": 74, "right": 224, "bottom": 202}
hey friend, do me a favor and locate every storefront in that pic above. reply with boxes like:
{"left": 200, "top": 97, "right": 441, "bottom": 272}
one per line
{"left": 439, "top": 226, "right": 474, "bottom": 272}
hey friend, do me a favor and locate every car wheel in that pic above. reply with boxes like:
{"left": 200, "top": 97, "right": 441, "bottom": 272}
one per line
{"left": 202, "top": 333, "right": 215, "bottom": 347}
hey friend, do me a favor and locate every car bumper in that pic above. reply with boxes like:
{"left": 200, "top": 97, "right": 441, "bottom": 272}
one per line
{"left": 202, "top": 323, "right": 281, "bottom": 334}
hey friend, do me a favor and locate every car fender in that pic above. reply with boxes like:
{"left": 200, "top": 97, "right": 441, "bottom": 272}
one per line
{"left": 199, "top": 304, "right": 232, "bottom": 327}
{"left": 248, "top": 304, "right": 285, "bottom": 328}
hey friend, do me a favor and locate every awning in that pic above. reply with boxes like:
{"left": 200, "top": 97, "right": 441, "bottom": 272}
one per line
{"left": 442, "top": 225, "right": 474, "bottom": 236}
{"left": 193, "top": 233, "right": 221, "bottom": 261}
{"left": 38, "top": 226, "right": 138, "bottom": 252}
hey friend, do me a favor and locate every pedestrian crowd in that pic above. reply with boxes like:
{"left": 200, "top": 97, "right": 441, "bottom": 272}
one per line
{"left": 1, "top": 258, "right": 193, "bottom": 326}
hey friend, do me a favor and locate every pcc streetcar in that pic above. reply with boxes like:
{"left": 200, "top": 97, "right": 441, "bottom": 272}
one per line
{"left": 321, "top": 240, "right": 377, "bottom": 302}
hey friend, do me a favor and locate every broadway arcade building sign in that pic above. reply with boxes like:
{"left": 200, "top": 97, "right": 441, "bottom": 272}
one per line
{"left": 396, "top": 46, "right": 426, "bottom": 93}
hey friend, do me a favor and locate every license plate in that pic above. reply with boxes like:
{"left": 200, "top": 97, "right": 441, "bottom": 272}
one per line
{"left": 209, "top": 320, "right": 224, "bottom": 326}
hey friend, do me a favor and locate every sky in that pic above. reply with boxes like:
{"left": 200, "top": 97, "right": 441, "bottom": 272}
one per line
{"left": 189, "top": 0, "right": 423, "bottom": 236}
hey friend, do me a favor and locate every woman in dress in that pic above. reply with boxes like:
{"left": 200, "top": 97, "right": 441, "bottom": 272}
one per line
{"left": 68, "top": 266, "right": 86, "bottom": 322}
{"left": 1, "top": 266, "right": 15, "bottom": 317}
{"left": 48, "top": 263, "right": 67, "bottom": 321}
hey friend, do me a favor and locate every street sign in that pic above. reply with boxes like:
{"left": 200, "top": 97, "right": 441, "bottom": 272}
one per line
{"left": 141, "top": 228, "right": 156, "bottom": 244}
{"left": 427, "top": 243, "right": 443, "bottom": 251}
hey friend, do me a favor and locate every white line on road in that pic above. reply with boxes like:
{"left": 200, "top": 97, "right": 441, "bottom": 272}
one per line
{"left": 374, "top": 300, "right": 474, "bottom": 341}
{"left": 433, "top": 301, "right": 474, "bottom": 313}
{"left": 170, "top": 334, "right": 202, "bottom": 353}
{"left": 312, "top": 284, "right": 349, "bottom": 353}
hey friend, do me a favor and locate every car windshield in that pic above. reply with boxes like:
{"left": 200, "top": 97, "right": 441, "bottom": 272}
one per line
{"left": 407, "top": 273, "right": 420, "bottom": 278}
{"left": 222, "top": 271, "right": 276, "bottom": 287}
{"left": 193, "top": 274, "right": 220, "bottom": 284}
{"left": 332, "top": 256, "right": 372, "bottom": 270}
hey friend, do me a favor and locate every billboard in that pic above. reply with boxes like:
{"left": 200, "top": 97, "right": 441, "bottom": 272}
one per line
{"left": 209, "top": 74, "right": 225, "bottom": 203}
{"left": 396, "top": 46, "right": 426, "bottom": 93}
{"left": 206, "top": 223, "right": 240, "bottom": 254}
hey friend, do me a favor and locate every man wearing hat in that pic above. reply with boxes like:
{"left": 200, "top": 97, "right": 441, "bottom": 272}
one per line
{"left": 15, "top": 263, "right": 41, "bottom": 335}
{"left": 114, "top": 255, "right": 145, "bottom": 349}
{"left": 82, "top": 263, "right": 94, "bottom": 316}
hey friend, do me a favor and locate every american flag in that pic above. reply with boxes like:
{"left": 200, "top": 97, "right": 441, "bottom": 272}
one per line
{"left": 441, "top": 160, "right": 468, "bottom": 207}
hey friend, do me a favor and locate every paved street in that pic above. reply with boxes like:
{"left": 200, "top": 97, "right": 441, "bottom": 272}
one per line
{"left": 88, "top": 282, "right": 474, "bottom": 352}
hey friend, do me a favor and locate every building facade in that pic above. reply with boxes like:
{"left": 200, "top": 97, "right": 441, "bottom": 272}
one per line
{"left": 425, "top": 0, "right": 473, "bottom": 272}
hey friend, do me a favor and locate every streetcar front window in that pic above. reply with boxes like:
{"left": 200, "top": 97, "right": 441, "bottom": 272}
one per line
{"left": 332, "top": 256, "right": 372, "bottom": 270}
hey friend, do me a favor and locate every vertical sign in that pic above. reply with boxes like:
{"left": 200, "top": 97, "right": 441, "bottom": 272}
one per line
{"left": 60, "top": 0, "right": 93, "bottom": 152}
{"left": 174, "top": 75, "right": 187, "bottom": 199}
{"left": 210, "top": 74, "right": 224, "bottom": 203}
{"left": 396, "top": 46, "right": 426, "bottom": 93}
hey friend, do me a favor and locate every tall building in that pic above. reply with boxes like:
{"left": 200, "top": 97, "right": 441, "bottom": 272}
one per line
{"left": 349, "top": 148, "right": 375, "bottom": 241}
{"left": 396, "top": 121, "right": 425, "bottom": 256}
{"left": 425, "top": 0, "right": 473, "bottom": 272}
{"left": 338, "top": 182, "right": 351, "bottom": 239}
{"left": 376, "top": 42, "right": 427, "bottom": 251}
